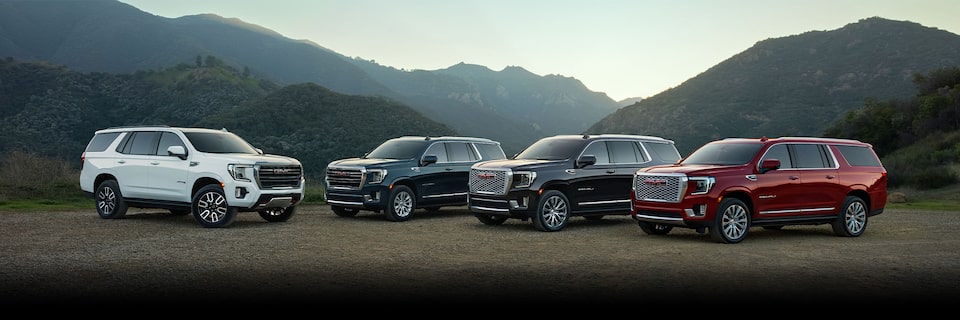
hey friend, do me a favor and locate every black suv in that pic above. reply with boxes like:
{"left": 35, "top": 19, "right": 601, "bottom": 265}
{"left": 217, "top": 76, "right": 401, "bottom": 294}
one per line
{"left": 324, "top": 136, "right": 506, "bottom": 221}
{"left": 468, "top": 134, "right": 681, "bottom": 231}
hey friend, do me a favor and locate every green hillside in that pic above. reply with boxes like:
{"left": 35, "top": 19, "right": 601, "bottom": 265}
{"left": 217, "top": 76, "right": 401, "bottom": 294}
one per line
{"left": 0, "top": 57, "right": 455, "bottom": 180}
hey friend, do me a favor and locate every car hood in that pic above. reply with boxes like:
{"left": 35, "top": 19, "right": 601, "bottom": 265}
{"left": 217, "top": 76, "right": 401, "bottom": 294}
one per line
{"left": 327, "top": 157, "right": 410, "bottom": 168}
{"left": 638, "top": 163, "right": 750, "bottom": 175}
{"left": 472, "top": 159, "right": 565, "bottom": 170}
{"left": 204, "top": 153, "right": 301, "bottom": 166}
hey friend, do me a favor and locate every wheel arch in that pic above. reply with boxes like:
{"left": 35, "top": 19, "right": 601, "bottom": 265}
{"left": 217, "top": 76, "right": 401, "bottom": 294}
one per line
{"left": 94, "top": 173, "right": 118, "bottom": 189}
{"left": 846, "top": 189, "right": 871, "bottom": 212}
{"left": 390, "top": 179, "right": 418, "bottom": 199}
{"left": 720, "top": 190, "right": 753, "bottom": 215}
{"left": 192, "top": 177, "right": 222, "bottom": 196}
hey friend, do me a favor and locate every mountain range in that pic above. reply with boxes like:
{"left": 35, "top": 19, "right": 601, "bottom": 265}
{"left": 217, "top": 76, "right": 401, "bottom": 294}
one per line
{"left": 2, "top": 1, "right": 960, "bottom": 158}
{"left": 0, "top": 0, "right": 619, "bottom": 154}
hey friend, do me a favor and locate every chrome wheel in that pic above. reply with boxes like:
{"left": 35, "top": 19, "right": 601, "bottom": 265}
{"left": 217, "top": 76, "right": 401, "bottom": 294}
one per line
{"left": 196, "top": 190, "right": 228, "bottom": 223}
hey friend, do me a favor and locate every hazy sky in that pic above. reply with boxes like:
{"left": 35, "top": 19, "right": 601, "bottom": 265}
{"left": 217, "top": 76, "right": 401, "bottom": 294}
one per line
{"left": 120, "top": 0, "right": 960, "bottom": 101}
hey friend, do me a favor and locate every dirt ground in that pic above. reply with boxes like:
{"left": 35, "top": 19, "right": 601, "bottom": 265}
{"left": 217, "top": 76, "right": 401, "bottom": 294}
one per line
{"left": 1, "top": 204, "right": 958, "bottom": 308}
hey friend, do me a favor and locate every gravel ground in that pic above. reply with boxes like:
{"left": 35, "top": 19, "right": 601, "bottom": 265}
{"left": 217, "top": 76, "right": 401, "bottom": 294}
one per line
{"left": 1, "top": 204, "right": 958, "bottom": 308}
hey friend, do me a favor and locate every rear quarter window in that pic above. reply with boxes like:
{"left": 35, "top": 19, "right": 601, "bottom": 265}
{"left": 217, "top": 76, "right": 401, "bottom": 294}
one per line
{"left": 645, "top": 142, "right": 682, "bottom": 163}
{"left": 85, "top": 132, "right": 121, "bottom": 152}
{"left": 475, "top": 143, "right": 506, "bottom": 160}
{"left": 836, "top": 145, "right": 882, "bottom": 167}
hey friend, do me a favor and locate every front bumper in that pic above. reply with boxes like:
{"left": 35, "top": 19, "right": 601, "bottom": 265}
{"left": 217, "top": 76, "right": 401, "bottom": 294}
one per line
{"left": 325, "top": 184, "right": 391, "bottom": 211}
{"left": 468, "top": 190, "right": 540, "bottom": 219}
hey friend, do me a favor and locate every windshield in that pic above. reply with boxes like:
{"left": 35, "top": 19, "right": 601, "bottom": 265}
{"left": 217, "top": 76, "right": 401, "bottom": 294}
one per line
{"left": 681, "top": 142, "right": 763, "bottom": 165}
{"left": 184, "top": 131, "right": 259, "bottom": 154}
{"left": 365, "top": 140, "right": 426, "bottom": 159}
{"left": 515, "top": 138, "right": 584, "bottom": 160}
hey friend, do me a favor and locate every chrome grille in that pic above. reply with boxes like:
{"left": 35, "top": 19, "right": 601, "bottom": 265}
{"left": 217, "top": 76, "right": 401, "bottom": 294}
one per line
{"left": 325, "top": 166, "right": 364, "bottom": 189}
{"left": 633, "top": 173, "right": 686, "bottom": 203}
{"left": 256, "top": 164, "right": 303, "bottom": 189}
{"left": 470, "top": 168, "right": 509, "bottom": 195}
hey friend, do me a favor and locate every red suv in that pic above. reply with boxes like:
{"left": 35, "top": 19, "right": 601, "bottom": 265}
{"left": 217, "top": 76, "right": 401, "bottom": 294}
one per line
{"left": 631, "top": 137, "right": 887, "bottom": 243}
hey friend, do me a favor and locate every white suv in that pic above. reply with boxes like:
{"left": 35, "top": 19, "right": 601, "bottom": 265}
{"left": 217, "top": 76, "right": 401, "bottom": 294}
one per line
{"left": 79, "top": 126, "right": 305, "bottom": 228}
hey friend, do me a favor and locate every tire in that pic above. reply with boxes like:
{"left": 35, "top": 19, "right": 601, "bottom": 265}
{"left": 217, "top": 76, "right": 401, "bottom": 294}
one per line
{"left": 476, "top": 213, "right": 508, "bottom": 225}
{"left": 832, "top": 196, "right": 868, "bottom": 237}
{"left": 385, "top": 185, "right": 415, "bottom": 222}
{"left": 331, "top": 205, "right": 360, "bottom": 217}
{"left": 709, "top": 198, "right": 750, "bottom": 244}
{"left": 258, "top": 206, "right": 296, "bottom": 222}
{"left": 191, "top": 184, "right": 237, "bottom": 228}
{"left": 168, "top": 208, "right": 191, "bottom": 216}
{"left": 532, "top": 190, "right": 570, "bottom": 232}
{"left": 95, "top": 180, "right": 128, "bottom": 219}
{"left": 638, "top": 221, "right": 673, "bottom": 235}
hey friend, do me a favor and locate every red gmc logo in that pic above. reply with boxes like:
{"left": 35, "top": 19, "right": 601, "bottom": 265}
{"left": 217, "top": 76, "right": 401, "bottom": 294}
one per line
{"left": 644, "top": 178, "right": 667, "bottom": 186}
{"left": 476, "top": 173, "right": 495, "bottom": 179}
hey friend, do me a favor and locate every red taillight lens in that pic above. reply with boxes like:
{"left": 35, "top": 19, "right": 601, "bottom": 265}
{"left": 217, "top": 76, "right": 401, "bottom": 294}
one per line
{"left": 81, "top": 152, "right": 86, "bottom": 169}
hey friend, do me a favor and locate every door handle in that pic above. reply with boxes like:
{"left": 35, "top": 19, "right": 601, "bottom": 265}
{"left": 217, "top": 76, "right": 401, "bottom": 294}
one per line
{"left": 445, "top": 168, "right": 453, "bottom": 171}
{"left": 789, "top": 176, "right": 799, "bottom": 180}
{"left": 117, "top": 160, "right": 125, "bottom": 164}
{"left": 150, "top": 161, "right": 160, "bottom": 165}
{"left": 606, "top": 170, "right": 616, "bottom": 174}
{"left": 826, "top": 175, "right": 836, "bottom": 179}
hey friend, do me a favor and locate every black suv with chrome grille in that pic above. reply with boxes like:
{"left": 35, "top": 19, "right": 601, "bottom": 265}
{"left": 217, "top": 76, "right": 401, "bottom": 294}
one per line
{"left": 468, "top": 134, "right": 681, "bottom": 232}
{"left": 324, "top": 136, "right": 506, "bottom": 221}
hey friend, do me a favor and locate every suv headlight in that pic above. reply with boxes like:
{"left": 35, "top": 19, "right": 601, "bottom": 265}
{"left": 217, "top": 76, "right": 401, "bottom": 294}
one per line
{"left": 228, "top": 164, "right": 253, "bottom": 182}
{"left": 365, "top": 168, "right": 387, "bottom": 184}
{"left": 512, "top": 171, "right": 537, "bottom": 188}
{"left": 689, "top": 176, "right": 715, "bottom": 195}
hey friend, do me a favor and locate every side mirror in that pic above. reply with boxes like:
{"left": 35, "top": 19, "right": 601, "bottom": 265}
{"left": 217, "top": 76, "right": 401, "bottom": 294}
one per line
{"left": 167, "top": 146, "right": 187, "bottom": 160}
{"left": 255, "top": 148, "right": 264, "bottom": 155}
{"left": 759, "top": 159, "right": 781, "bottom": 174}
{"left": 421, "top": 155, "right": 438, "bottom": 166}
{"left": 576, "top": 155, "right": 597, "bottom": 168}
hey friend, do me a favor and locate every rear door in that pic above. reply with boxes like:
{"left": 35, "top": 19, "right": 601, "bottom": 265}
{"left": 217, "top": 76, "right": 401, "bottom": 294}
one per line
{"left": 112, "top": 131, "right": 160, "bottom": 199}
{"left": 795, "top": 143, "right": 843, "bottom": 214}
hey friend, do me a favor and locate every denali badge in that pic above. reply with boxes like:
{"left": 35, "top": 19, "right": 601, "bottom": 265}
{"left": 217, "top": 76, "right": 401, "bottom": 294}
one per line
{"left": 644, "top": 178, "right": 667, "bottom": 186}
{"left": 476, "top": 173, "right": 495, "bottom": 179}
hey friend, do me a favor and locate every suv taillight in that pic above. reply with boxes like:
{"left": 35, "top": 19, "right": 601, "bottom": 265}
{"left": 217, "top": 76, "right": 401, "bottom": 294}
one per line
{"left": 80, "top": 152, "right": 85, "bottom": 169}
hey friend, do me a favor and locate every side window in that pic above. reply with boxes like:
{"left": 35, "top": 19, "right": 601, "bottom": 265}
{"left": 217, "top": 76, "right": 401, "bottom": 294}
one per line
{"left": 446, "top": 142, "right": 474, "bottom": 162}
{"left": 836, "top": 145, "right": 881, "bottom": 166}
{"left": 582, "top": 141, "right": 610, "bottom": 165}
{"left": 156, "top": 132, "right": 186, "bottom": 156}
{"left": 424, "top": 142, "right": 449, "bottom": 163}
{"left": 85, "top": 132, "right": 121, "bottom": 152}
{"left": 474, "top": 143, "right": 506, "bottom": 160}
{"left": 118, "top": 131, "right": 161, "bottom": 155}
{"left": 644, "top": 142, "right": 680, "bottom": 163}
{"left": 116, "top": 132, "right": 132, "bottom": 153}
{"left": 761, "top": 144, "right": 793, "bottom": 168}
{"left": 609, "top": 141, "right": 646, "bottom": 164}
{"left": 792, "top": 143, "right": 828, "bottom": 168}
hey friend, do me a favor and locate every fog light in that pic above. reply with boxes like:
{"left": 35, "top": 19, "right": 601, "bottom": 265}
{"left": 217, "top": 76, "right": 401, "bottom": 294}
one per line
{"left": 235, "top": 187, "right": 248, "bottom": 198}
{"left": 508, "top": 196, "right": 529, "bottom": 210}
{"left": 364, "top": 191, "right": 380, "bottom": 202}
{"left": 684, "top": 204, "right": 707, "bottom": 217}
